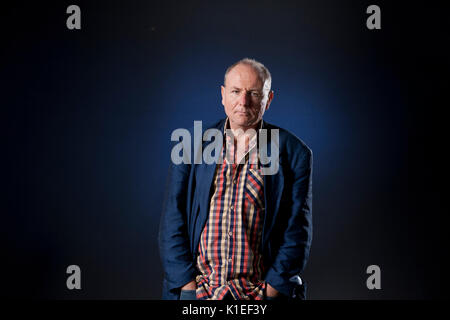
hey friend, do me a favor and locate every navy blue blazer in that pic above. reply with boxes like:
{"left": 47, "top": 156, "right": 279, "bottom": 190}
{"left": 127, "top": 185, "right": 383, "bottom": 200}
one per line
{"left": 158, "top": 118, "right": 313, "bottom": 300}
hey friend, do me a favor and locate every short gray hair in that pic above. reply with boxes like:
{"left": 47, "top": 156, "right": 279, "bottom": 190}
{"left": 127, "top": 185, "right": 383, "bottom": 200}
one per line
{"left": 224, "top": 58, "right": 272, "bottom": 92}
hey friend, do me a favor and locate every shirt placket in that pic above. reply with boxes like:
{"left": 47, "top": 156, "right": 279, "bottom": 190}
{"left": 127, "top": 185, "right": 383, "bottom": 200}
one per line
{"left": 224, "top": 162, "right": 236, "bottom": 291}
{"left": 221, "top": 119, "right": 261, "bottom": 299}
{"left": 225, "top": 136, "right": 247, "bottom": 298}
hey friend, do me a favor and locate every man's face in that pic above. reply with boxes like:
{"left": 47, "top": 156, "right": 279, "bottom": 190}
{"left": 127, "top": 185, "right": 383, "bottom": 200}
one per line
{"left": 221, "top": 64, "right": 273, "bottom": 131}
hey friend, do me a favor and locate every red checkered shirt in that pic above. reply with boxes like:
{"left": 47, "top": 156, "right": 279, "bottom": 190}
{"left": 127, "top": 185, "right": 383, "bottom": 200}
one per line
{"left": 195, "top": 119, "right": 266, "bottom": 300}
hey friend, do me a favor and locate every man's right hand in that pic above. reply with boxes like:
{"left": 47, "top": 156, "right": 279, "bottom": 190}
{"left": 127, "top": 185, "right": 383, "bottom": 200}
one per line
{"left": 181, "top": 280, "right": 197, "bottom": 290}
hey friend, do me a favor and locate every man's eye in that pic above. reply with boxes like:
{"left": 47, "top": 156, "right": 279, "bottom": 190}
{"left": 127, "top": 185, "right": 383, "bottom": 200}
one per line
{"left": 251, "top": 92, "right": 261, "bottom": 97}
{"left": 231, "top": 90, "right": 239, "bottom": 94}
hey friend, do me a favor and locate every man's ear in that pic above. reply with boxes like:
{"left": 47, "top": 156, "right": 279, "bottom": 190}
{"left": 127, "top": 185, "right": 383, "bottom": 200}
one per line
{"left": 265, "top": 90, "right": 274, "bottom": 111}
{"left": 221, "top": 85, "right": 225, "bottom": 107}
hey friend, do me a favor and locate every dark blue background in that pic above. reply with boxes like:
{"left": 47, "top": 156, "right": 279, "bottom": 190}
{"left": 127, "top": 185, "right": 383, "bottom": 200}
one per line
{"left": 2, "top": 0, "right": 448, "bottom": 299}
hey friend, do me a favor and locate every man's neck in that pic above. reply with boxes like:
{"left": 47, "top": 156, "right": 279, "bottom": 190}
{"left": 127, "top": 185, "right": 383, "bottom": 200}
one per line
{"left": 227, "top": 119, "right": 261, "bottom": 135}
{"left": 225, "top": 118, "right": 261, "bottom": 164}
{"left": 228, "top": 124, "right": 259, "bottom": 132}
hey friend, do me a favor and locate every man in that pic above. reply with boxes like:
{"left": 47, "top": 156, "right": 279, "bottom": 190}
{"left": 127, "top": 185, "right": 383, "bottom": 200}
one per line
{"left": 158, "top": 58, "right": 313, "bottom": 300}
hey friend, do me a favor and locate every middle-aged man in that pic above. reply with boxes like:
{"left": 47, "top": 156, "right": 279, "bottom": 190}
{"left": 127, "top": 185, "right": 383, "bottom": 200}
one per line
{"left": 159, "top": 58, "right": 313, "bottom": 300}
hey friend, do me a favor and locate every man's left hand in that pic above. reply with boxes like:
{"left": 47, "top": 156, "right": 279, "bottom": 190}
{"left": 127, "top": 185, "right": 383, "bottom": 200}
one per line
{"left": 266, "top": 283, "right": 280, "bottom": 298}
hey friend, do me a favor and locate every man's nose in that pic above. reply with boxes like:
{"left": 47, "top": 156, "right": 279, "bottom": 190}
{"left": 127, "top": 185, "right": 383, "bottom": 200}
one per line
{"left": 239, "top": 91, "right": 250, "bottom": 106}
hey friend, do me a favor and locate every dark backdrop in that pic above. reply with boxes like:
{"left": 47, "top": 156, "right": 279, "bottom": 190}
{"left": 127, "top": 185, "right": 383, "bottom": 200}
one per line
{"left": 2, "top": 0, "right": 449, "bottom": 299}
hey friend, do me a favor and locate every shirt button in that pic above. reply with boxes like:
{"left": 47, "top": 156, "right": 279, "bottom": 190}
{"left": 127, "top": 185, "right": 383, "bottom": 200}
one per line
{"left": 228, "top": 231, "right": 233, "bottom": 237}
{"left": 228, "top": 258, "right": 232, "bottom": 262}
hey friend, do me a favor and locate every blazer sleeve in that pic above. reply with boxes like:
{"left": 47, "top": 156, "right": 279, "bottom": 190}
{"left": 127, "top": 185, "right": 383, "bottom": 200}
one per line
{"left": 264, "top": 146, "right": 313, "bottom": 298}
{"left": 158, "top": 161, "right": 197, "bottom": 296}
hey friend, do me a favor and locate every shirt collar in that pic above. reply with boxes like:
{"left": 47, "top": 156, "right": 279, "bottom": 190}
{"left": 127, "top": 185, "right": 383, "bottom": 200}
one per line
{"left": 223, "top": 117, "right": 262, "bottom": 164}
{"left": 223, "top": 117, "right": 263, "bottom": 135}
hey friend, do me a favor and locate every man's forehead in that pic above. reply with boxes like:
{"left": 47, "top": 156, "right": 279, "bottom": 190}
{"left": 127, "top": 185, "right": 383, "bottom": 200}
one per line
{"left": 229, "top": 85, "right": 262, "bottom": 91}
{"left": 226, "top": 64, "right": 263, "bottom": 85}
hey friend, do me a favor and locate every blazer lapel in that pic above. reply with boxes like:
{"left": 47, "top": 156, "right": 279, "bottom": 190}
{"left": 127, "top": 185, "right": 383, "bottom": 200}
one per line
{"left": 192, "top": 118, "right": 227, "bottom": 254}
{"left": 261, "top": 120, "right": 284, "bottom": 250}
